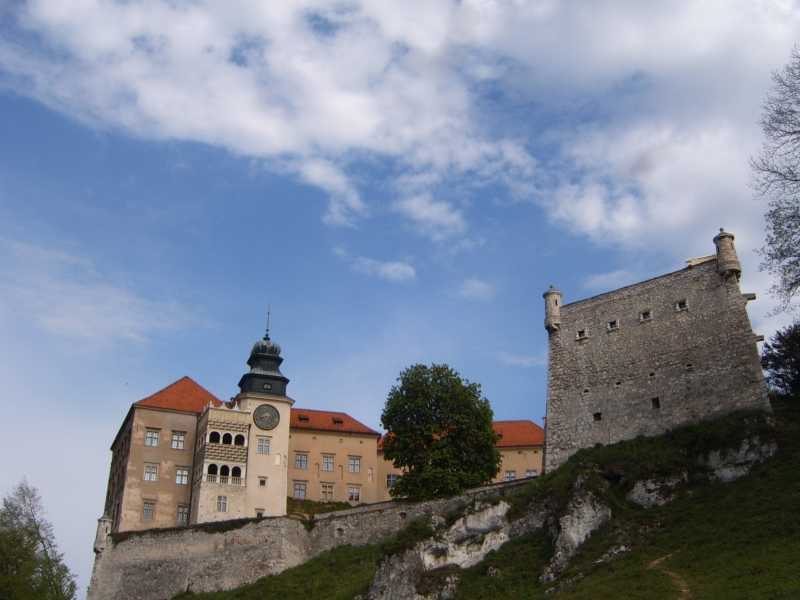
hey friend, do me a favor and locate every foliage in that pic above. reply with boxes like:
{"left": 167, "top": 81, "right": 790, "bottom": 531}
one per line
{"left": 286, "top": 497, "right": 352, "bottom": 516}
{"left": 173, "top": 544, "right": 380, "bottom": 600}
{"left": 381, "top": 363, "right": 501, "bottom": 500}
{"left": 761, "top": 320, "right": 800, "bottom": 399}
{"left": 378, "top": 516, "right": 435, "bottom": 557}
{"left": 0, "top": 481, "right": 76, "bottom": 600}
{"left": 752, "top": 47, "right": 800, "bottom": 309}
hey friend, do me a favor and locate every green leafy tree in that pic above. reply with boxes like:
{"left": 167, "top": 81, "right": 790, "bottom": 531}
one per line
{"left": 381, "top": 364, "right": 501, "bottom": 500}
{"left": 752, "top": 47, "right": 800, "bottom": 310}
{"left": 0, "top": 481, "right": 76, "bottom": 600}
{"left": 762, "top": 321, "right": 800, "bottom": 400}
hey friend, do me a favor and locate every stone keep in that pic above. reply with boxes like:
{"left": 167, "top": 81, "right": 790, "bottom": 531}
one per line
{"left": 542, "top": 229, "right": 769, "bottom": 472}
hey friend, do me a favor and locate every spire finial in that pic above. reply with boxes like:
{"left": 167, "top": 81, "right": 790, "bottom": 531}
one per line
{"left": 265, "top": 305, "right": 271, "bottom": 340}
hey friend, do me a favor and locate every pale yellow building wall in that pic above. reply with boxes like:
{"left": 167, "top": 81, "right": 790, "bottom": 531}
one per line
{"left": 287, "top": 430, "right": 380, "bottom": 504}
{"left": 376, "top": 451, "right": 403, "bottom": 501}
{"left": 492, "top": 446, "right": 543, "bottom": 483}
{"left": 117, "top": 407, "right": 198, "bottom": 532}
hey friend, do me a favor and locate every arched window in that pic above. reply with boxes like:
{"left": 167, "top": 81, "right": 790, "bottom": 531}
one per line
{"left": 222, "top": 433, "right": 233, "bottom": 445}
{"left": 209, "top": 432, "right": 220, "bottom": 444}
{"left": 220, "top": 465, "right": 230, "bottom": 476}
{"left": 231, "top": 466, "right": 241, "bottom": 477}
{"left": 234, "top": 434, "right": 245, "bottom": 446}
{"left": 207, "top": 464, "right": 218, "bottom": 483}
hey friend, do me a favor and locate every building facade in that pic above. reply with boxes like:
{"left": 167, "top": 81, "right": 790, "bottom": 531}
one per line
{"left": 543, "top": 229, "right": 770, "bottom": 471}
{"left": 100, "top": 330, "right": 544, "bottom": 533}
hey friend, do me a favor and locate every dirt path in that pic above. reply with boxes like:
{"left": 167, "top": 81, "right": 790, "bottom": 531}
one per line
{"left": 647, "top": 554, "right": 692, "bottom": 599}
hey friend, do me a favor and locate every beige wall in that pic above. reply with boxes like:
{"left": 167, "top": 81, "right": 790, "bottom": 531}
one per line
{"left": 117, "top": 407, "right": 198, "bottom": 532}
{"left": 493, "top": 446, "right": 543, "bottom": 483}
{"left": 287, "top": 430, "right": 380, "bottom": 504}
{"left": 376, "top": 451, "right": 403, "bottom": 501}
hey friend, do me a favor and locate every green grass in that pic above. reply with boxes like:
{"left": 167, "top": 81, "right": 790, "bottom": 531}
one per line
{"left": 173, "top": 400, "right": 800, "bottom": 599}
{"left": 286, "top": 497, "right": 353, "bottom": 516}
{"left": 173, "top": 544, "right": 381, "bottom": 600}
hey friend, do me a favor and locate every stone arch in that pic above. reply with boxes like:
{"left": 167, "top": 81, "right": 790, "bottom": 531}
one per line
{"left": 209, "top": 431, "right": 220, "bottom": 444}
{"left": 234, "top": 434, "right": 245, "bottom": 446}
{"left": 222, "top": 433, "right": 233, "bottom": 445}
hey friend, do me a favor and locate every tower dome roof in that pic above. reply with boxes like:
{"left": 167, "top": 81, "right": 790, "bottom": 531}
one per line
{"left": 251, "top": 334, "right": 281, "bottom": 357}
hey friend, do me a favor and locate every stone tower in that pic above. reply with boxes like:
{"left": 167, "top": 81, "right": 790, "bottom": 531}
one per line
{"left": 542, "top": 229, "right": 769, "bottom": 472}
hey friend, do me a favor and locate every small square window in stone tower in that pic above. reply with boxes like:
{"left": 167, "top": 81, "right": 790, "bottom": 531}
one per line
{"left": 651, "top": 397, "right": 661, "bottom": 410}
{"left": 607, "top": 320, "right": 619, "bottom": 331}
{"left": 593, "top": 412, "right": 602, "bottom": 422}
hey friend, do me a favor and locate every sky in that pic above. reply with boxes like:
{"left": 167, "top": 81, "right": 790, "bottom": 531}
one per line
{"left": 1, "top": 1, "right": 798, "bottom": 596}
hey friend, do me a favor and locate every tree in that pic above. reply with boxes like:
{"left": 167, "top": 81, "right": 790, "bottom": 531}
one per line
{"left": 762, "top": 321, "right": 800, "bottom": 400}
{"left": 381, "top": 363, "right": 501, "bottom": 500}
{"left": 753, "top": 47, "right": 800, "bottom": 310}
{"left": 0, "top": 481, "right": 76, "bottom": 600}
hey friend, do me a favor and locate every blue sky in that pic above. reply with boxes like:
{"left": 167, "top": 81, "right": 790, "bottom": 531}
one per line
{"left": 1, "top": 1, "right": 798, "bottom": 595}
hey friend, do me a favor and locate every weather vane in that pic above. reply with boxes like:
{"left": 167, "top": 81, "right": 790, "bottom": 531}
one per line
{"left": 265, "top": 304, "right": 271, "bottom": 340}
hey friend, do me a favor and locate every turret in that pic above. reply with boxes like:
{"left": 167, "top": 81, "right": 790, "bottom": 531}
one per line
{"left": 543, "top": 285, "right": 563, "bottom": 333}
{"left": 713, "top": 228, "right": 741, "bottom": 281}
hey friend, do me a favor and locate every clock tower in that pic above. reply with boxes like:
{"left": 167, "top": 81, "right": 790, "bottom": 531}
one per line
{"left": 235, "top": 326, "right": 294, "bottom": 517}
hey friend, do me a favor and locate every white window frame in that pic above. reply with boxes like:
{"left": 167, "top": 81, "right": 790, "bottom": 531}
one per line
{"left": 321, "top": 482, "right": 334, "bottom": 501}
{"left": 142, "top": 501, "right": 155, "bottom": 521}
{"left": 256, "top": 436, "right": 271, "bottom": 455}
{"left": 175, "top": 467, "right": 190, "bottom": 485}
{"left": 293, "top": 481, "right": 307, "bottom": 499}
{"left": 144, "top": 429, "right": 160, "bottom": 447}
{"left": 294, "top": 453, "right": 308, "bottom": 470}
{"left": 347, "top": 485, "right": 361, "bottom": 502}
{"left": 525, "top": 469, "right": 537, "bottom": 478}
{"left": 176, "top": 505, "right": 189, "bottom": 526}
{"left": 322, "top": 454, "right": 335, "bottom": 472}
{"left": 144, "top": 463, "right": 159, "bottom": 482}
{"left": 348, "top": 455, "right": 361, "bottom": 473}
{"left": 505, "top": 470, "right": 516, "bottom": 481}
{"left": 171, "top": 431, "right": 186, "bottom": 450}
{"left": 217, "top": 495, "right": 227, "bottom": 513}
{"left": 386, "top": 474, "right": 399, "bottom": 489}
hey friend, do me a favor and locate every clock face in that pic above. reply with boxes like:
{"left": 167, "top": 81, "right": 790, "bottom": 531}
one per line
{"left": 253, "top": 404, "right": 280, "bottom": 431}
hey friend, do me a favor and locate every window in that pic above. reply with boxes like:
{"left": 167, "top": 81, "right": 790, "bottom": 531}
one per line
{"left": 175, "top": 467, "right": 190, "bottom": 485}
{"left": 293, "top": 481, "right": 307, "bottom": 499}
{"left": 255, "top": 510, "right": 264, "bottom": 519}
{"left": 217, "top": 496, "right": 227, "bottom": 513}
{"left": 347, "top": 485, "right": 361, "bottom": 502}
{"left": 142, "top": 501, "right": 155, "bottom": 521}
{"left": 675, "top": 299, "right": 688, "bottom": 311}
{"left": 222, "top": 433, "right": 233, "bottom": 445}
{"left": 219, "top": 466, "right": 229, "bottom": 483}
{"left": 209, "top": 431, "right": 221, "bottom": 444}
{"left": 607, "top": 319, "right": 619, "bottom": 331}
{"left": 322, "top": 454, "right": 335, "bottom": 472}
{"left": 144, "top": 429, "right": 160, "bottom": 447}
{"left": 651, "top": 397, "right": 661, "bottom": 410}
{"left": 177, "top": 505, "right": 189, "bottom": 526}
{"left": 348, "top": 456, "right": 361, "bottom": 473}
{"left": 640, "top": 310, "right": 652, "bottom": 322}
{"left": 332, "top": 417, "right": 344, "bottom": 425}
{"left": 294, "top": 453, "right": 308, "bottom": 470}
{"left": 171, "top": 431, "right": 186, "bottom": 450}
{"left": 257, "top": 437, "right": 270, "bottom": 455}
{"left": 144, "top": 463, "right": 159, "bottom": 482}
{"left": 298, "top": 414, "right": 310, "bottom": 422}
{"left": 386, "top": 474, "right": 399, "bottom": 489}
{"left": 259, "top": 477, "right": 267, "bottom": 488}
{"left": 234, "top": 434, "right": 245, "bottom": 446}
{"left": 321, "top": 482, "right": 335, "bottom": 501}
{"left": 525, "top": 469, "right": 538, "bottom": 478}
{"left": 505, "top": 470, "right": 516, "bottom": 481}
{"left": 576, "top": 329, "right": 588, "bottom": 340}
{"left": 686, "top": 363, "right": 694, "bottom": 372}
{"left": 593, "top": 412, "right": 602, "bottom": 422}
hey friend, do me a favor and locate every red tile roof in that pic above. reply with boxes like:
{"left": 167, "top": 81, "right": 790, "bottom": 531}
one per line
{"left": 378, "top": 420, "right": 544, "bottom": 450}
{"left": 290, "top": 408, "right": 380, "bottom": 436}
{"left": 135, "top": 376, "right": 222, "bottom": 414}
{"left": 493, "top": 420, "right": 545, "bottom": 448}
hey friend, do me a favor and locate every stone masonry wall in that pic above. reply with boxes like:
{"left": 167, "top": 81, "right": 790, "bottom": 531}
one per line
{"left": 544, "top": 259, "right": 768, "bottom": 472}
{"left": 87, "top": 479, "right": 529, "bottom": 600}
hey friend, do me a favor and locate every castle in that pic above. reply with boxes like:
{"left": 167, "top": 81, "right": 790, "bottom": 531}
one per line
{"left": 97, "top": 227, "right": 768, "bottom": 537}
{"left": 100, "top": 333, "right": 544, "bottom": 533}
{"left": 542, "top": 229, "right": 769, "bottom": 470}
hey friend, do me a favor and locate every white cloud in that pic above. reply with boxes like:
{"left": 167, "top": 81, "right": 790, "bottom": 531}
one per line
{"left": 334, "top": 247, "right": 416, "bottom": 283}
{"left": 459, "top": 277, "right": 495, "bottom": 301}
{"left": 394, "top": 194, "right": 466, "bottom": 241}
{"left": 583, "top": 269, "right": 637, "bottom": 292}
{"left": 0, "top": 239, "right": 198, "bottom": 342}
{"left": 498, "top": 352, "right": 546, "bottom": 368}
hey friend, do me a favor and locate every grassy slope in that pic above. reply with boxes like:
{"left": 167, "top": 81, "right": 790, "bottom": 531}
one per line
{"left": 177, "top": 400, "right": 800, "bottom": 600}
